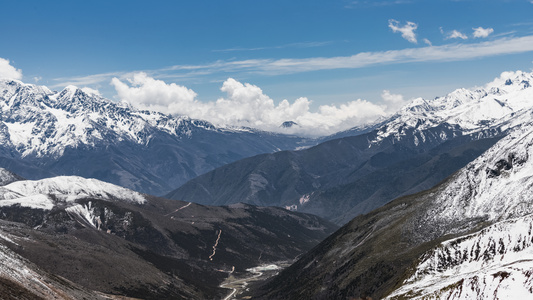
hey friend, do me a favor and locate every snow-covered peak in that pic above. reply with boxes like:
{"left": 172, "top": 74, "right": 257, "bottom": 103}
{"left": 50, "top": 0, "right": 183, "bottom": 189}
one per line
{"left": 415, "top": 116, "right": 533, "bottom": 237}
{"left": 385, "top": 119, "right": 533, "bottom": 299}
{"left": 485, "top": 70, "right": 533, "bottom": 91}
{"left": 0, "top": 168, "right": 22, "bottom": 186}
{"left": 0, "top": 78, "right": 231, "bottom": 158}
{"left": 0, "top": 176, "right": 146, "bottom": 210}
{"left": 372, "top": 70, "right": 533, "bottom": 146}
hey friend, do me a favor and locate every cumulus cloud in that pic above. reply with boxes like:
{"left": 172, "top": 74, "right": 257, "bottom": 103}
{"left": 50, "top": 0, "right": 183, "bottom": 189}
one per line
{"left": 81, "top": 87, "right": 101, "bottom": 96}
{"left": 473, "top": 27, "right": 494, "bottom": 38}
{"left": 111, "top": 72, "right": 199, "bottom": 114}
{"left": 389, "top": 19, "right": 418, "bottom": 44}
{"left": 381, "top": 90, "right": 408, "bottom": 113}
{"left": 423, "top": 38, "right": 432, "bottom": 46}
{"left": 112, "top": 74, "right": 392, "bottom": 136}
{"left": 446, "top": 30, "right": 468, "bottom": 40}
{"left": 0, "top": 58, "right": 23, "bottom": 80}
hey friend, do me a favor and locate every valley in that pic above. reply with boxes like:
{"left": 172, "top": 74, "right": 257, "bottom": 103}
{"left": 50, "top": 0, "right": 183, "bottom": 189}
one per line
{"left": 2, "top": 71, "right": 533, "bottom": 298}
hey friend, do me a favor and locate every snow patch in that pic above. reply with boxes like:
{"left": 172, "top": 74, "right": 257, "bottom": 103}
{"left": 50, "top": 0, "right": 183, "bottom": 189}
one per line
{"left": 0, "top": 176, "right": 146, "bottom": 211}
{"left": 388, "top": 214, "right": 533, "bottom": 299}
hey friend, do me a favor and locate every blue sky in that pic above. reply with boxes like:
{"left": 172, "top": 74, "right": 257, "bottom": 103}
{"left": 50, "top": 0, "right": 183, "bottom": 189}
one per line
{"left": 2, "top": 0, "right": 533, "bottom": 135}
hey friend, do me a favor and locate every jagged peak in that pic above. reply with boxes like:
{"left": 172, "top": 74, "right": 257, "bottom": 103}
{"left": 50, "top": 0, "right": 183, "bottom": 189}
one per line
{"left": 486, "top": 70, "right": 533, "bottom": 90}
{"left": 0, "top": 79, "right": 53, "bottom": 99}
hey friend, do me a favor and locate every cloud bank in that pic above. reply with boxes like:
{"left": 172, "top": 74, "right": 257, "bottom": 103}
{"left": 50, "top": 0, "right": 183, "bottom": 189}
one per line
{"left": 112, "top": 73, "right": 400, "bottom": 136}
{"left": 0, "top": 58, "right": 23, "bottom": 80}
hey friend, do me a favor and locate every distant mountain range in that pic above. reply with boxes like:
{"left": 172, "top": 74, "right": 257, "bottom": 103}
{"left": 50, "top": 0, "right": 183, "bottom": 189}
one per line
{"left": 252, "top": 111, "right": 533, "bottom": 299}
{"left": 0, "top": 79, "right": 313, "bottom": 196}
{"left": 0, "top": 170, "right": 336, "bottom": 299}
{"left": 168, "top": 71, "right": 533, "bottom": 224}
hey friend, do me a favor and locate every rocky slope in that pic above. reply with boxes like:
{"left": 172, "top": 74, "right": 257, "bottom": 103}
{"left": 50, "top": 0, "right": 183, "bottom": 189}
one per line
{"left": 0, "top": 173, "right": 337, "bottom": 299}
{"left": 0, "top": 79, "right": 311, "bottom": 195}
{"left": 169, "top": 71, "right": 533, "bottom": 224}
{"left": 251, "top": 113, "right": 533, "bottom": 299}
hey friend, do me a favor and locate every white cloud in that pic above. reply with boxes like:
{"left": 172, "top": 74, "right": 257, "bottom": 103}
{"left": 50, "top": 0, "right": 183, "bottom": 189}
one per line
{"left": 0, "top": 58, "right": 22, "bottom": 80}
{"left": 446, "top": 30, "right": 468, "bottom": 40}
{"left": 112, "top": 74, "right": 391, "bottom": 136}
{"left": 81, "top": 87, "right": 101, "bottom": 96}
{"left": 389, "top": 19, "right": 418, "bottom": 43}
{"left": 111, "top": 72, "right": 198, "bottom": 114}
{"left": 423, "top": 38, "right": 432, "bottom": 46}
{"left": 381, "top": 90, "right": 408, "bottom": 113}
{"left": 473, "top": 27, "right": 494, "bottom": 38}
{"left": 33, "top": 76, "right": 42, "bottom": 83}
{"left": 53, "top": 71, "right": 125, "bottom": 88}
{"left": 56, "top": 35, "right": 533, "bottom": 88}
{"left": 213, "top": 41, "right": 333, "bottom": 52}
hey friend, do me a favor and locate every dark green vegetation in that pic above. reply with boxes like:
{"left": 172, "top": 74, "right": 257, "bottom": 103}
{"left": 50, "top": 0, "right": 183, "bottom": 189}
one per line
{"left": 168, "top": 123, "right": 501, "bottom": 224}
{"left": 0, "top": 196, "right": 337, "bottom": 299}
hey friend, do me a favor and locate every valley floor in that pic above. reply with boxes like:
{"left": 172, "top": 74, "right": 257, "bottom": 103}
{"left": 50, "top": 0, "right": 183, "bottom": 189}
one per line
{"left": 221, "top": 262, "right": 291, "bottom": 300}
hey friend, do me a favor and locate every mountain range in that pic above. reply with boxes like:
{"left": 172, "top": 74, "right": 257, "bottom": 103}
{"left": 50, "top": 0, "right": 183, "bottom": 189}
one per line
{"left": 2, "top": 70, "right": 533, "bottom": 299}
{"left": 168, "top": 71, "right": 533, "bottom": 225}
{"left": 0, "top": 79, "right": 313, "bottom": 196}
{"left": 252, "top": 110, "right": 533, "bottom": 299}
{"left": 0, "top": 170, "right": 336, "bottom": 299}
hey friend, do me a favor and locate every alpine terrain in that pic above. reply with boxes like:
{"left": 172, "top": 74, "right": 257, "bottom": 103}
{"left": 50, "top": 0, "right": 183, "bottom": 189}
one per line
{"left": 168, "top": 71, "right": 533, "bottom": 225}
{"left": 0, "top": 169, "right": 337, "bottom": 299}
{"left": 0, "top": 79, "right": 312, "bottom": 196}
{"left": 251, "top": 110, "right": 533, "bottom": 299}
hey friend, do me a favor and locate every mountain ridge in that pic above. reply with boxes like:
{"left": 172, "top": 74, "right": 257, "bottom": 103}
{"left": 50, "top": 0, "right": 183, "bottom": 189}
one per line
{"left": 168, "top": 71, "right": 533, "bottom": 224}
{"left": 251, "top": 114, "right": 533, "bottom": 299}
{"left": 0, "top": 79, "right": 314, "bottom": 195}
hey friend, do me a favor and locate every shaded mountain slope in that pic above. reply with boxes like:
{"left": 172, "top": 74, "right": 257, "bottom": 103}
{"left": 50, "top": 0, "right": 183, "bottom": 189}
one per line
{"left": 252, "top": 114, "right": 533, "bottom": 299}
{"left": 0, "top": 227, "right": 111, "bottom": 300}
{"left": 0, "top": 175, "right": 337, "bottom": 299}
{"left": 168, "top": 123, "right": 501, "bottom": 224}
{"left": 168, "top": 71, "right": 533, "bottom": 224}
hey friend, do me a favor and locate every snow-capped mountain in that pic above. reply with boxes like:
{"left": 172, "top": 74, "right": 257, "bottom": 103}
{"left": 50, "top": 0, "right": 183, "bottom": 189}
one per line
{"left": 169, "top": 71, "right": 533, "bottom": 224}
{"left": 384, "top": 116, "right": 533, "bottom": 299}
{"left": 387, "top": 214, "right": 533, "bottom": 299}
{"left": 0, "top": 176, "right": 146, "bottom": 210}
{"left": 372, "top": 70, "right": 533, "bottom": 145}
{"left": 253, "top": 116, "right": 533, "bottom": 299}
{"left": 0, "top": 79, "right": 311, "bottom": 195}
